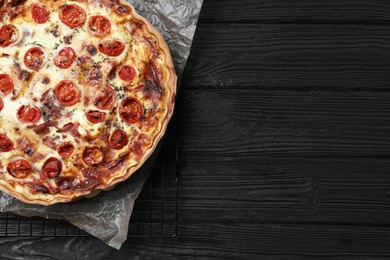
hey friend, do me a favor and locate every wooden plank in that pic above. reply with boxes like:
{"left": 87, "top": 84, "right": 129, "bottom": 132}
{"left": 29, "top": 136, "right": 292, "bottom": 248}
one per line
{"left": 3, "top": 224, "right": 390, "bottom": 259}
{"left": 177, "top": 89, "right": 390, "bottom": 224}
{"left": 0, "top": 237, "right": 113, "bottom": 260}
{"left": 179, "top": 155, "right": 390, "bottom": 224}
{"left": 199, "top": 0, "right": 390, "bottom": 23}
{"left": 178, "top": 89, "right": 390, "bottom": 157}
{"left": 183, "top": 24, "right": 390, "bottom": 90}
{"left": 135, "top": 223, "right": 390, "bottom": 258}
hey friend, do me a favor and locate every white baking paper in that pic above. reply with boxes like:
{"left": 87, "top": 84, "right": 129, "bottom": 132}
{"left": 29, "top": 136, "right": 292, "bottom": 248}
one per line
{"left": 0, "top": 0, "right": 203, "bottom": 249}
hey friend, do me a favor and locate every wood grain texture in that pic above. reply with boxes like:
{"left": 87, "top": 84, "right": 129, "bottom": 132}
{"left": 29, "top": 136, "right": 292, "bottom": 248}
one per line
{"left": 199, "top": 0, "right": 390, "bottom": 23}
{"left": 3, "top": 224, "right": 390, "bottom": 259}
{"left": 0, "top": 237, "right": 113, "bottom": 260}
{"left": 179, "top": 155, "right": 390, "bottom": 224}
{"left": 2, "top": 0, "right": 390, "bottom": 258}
{"left": 178, "top": 89, "right": 390, "bottom": 157}
{"left": 183, "top": 24, "right": 390, "bottom": 90}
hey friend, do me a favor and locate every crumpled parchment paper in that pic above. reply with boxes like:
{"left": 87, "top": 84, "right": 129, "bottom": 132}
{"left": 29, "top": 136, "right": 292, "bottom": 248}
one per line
{"left": 0, "top": 0, "right": 203, "bottom": 250}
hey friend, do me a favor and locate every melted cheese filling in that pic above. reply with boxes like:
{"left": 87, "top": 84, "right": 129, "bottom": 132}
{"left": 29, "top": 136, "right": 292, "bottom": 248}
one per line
{"left": 0, "top": 0, "right": 171, "bottom": 199}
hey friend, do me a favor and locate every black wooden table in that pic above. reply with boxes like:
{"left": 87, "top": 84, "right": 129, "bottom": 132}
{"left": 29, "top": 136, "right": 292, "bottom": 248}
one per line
{"left": 2, "top": 0, "right": 390, "bottom": 258}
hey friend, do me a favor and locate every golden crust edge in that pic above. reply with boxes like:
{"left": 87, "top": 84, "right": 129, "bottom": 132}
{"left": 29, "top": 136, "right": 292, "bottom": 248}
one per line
{"left": 0, "top": 0, "right": 177, "bottom": 205}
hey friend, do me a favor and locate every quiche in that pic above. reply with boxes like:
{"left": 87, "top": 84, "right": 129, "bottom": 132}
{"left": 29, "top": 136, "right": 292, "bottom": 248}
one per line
{"left": 0, "top": 0, "right": 176, "bottom": 205}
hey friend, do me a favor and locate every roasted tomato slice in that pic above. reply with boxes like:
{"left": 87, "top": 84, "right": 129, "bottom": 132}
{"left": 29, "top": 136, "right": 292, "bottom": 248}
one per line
{"left": 86, "top": 110, "right": 106, "bottom": 124}
{"left": 97, "top": 40, "right": 125, "bottom": 57}
{"left": 32, "top": 4, "right": 50, "bottom": 24}
{"left": 54, "top": 80, "right": 80, "bottom": 106}
{"left": 119, "top": 97, "right": 143, "bottom": 124}
{"left": 58, "top": 142, "right": 75, "bottom": 157}
{"left": 17, "top": 105, "right": 41, "bottom": 124}
{"left": 24, "top": 47, "right": 45, "bottom": 71}
{"left": 118, "top": 65, "right": 136, "bottom": 82}
{"left": 0, "top": 74, "right": 14, "bottom": 96}
{"left": 54, "top": 47, "right": 76, "bottom": 69}
{"left": 88, "top": 15, "right": 111, "bottom": 37}
{"left": 42, "top": 157, "right": 62, "bottom": 178}
{"left": 59, "top": 4, "right": 86, "bottom": 29}
{"left": 0, "top": 133, "right": 13, "bottom": 152}
{"left": 0, "top": 25, "right": 18, "bottom": 47}
{"left": 7, "top": 159, "right": 32, "bottom": 179}
{"left": 109, "top": 129, "right": 128, "bottom": 150}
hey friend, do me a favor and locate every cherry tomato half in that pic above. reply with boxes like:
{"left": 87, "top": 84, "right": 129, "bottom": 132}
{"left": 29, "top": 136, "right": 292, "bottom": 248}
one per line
{"left": 54, "top": 47, "right": 76, "bottom": 69}
{"left": 118, "top": 97, "right": 143, "bottom": 124}
{"left": 97, "top": 40, "right": 125, "bottom": 57}
{"left": 0, "top": 133, "right": 13, "bottom": 152}
{"left": 7, "top": 159, "right": 32, "bottom": 179}
{"left": 17, "top": 104, "right": 41, "bottom": 124}
{"left": 0, "top": 74, "right": 14, "bottom": 96}
{"left": 24, "top": 47, "right": 45, "bottom": 71}
{"left": 86, "top": 110, "right": 106, "bottom": 124}
{"left": 31, "top": 4, "right": 50, "bottom": 24}
{"left": 118, "top": 65, "right": 136, "bottom": 82}
{"left": 42, "top": 157, "right": 62, "bottom": 178}
{"left": 59, "top": 4, "right": 86, "bottom": 29}
{"left": 0, "top": 25, "right": 18, "bottom": 47}
{"left": 88, "top": 15, "right": 111, "bottom": 37}
{"left": 109, "top": 129, "right": 128, "bottom": 150}
{"left": 58, "top": 142, "right": 75, "bottom": 157}
{"left": 54, "top": 80, "right": 80, "bottom": 106}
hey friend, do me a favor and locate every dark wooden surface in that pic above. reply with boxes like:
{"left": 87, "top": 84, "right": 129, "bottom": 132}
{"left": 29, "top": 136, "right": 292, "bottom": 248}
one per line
{"left": 2, "top": 0, "right": 390, "bottom": 259}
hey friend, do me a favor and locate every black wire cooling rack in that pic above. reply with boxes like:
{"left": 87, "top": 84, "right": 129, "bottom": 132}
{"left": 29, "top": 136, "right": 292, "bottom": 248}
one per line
{"left": 0, "top": 119, "right": 179, "bottom": 238}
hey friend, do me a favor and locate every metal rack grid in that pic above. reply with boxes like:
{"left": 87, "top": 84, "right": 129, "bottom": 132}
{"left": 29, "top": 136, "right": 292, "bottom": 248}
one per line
{"left": 0, "top": 121, "right": 179, "bottom": 238}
